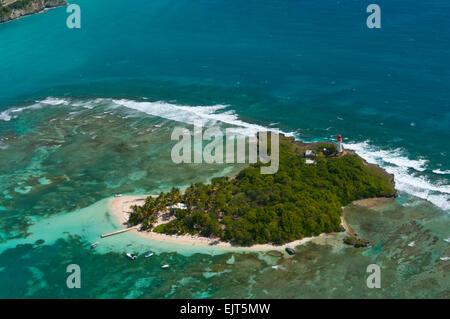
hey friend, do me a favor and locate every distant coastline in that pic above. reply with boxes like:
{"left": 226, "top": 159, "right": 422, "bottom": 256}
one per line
{"left": 0, "top": 0, "right": 66, "bottom": 24}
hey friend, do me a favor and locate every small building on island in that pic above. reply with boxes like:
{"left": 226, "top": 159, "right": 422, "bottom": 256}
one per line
{"left": 305, "top": 150, "right": 315, "bottom": 157}
{"left": 169, "top": 203, "right": 187, "bottom": 214}
{"left": 304, "top": 149, "right": 316, "bottom": 164}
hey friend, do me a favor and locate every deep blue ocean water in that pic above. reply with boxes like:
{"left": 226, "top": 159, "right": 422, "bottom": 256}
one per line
{"left": 0, "top": 0, "right": 449, "bottom": 298}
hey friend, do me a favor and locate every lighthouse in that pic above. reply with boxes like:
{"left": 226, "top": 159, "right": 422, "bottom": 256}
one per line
{"left": 337, "top": 134, "right": 343, "bottom": 155}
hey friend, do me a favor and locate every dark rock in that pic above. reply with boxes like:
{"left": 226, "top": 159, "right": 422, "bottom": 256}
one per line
{"left": 285, "top": 247, "right": 296, "bottom": 255}
{"left": 343, "top": 236, "right": 355, "bottom": 245}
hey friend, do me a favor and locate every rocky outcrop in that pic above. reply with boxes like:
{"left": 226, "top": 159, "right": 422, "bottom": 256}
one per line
{"left": 0, "top": 0, "right": 66, "bottom": 23}
{"left": 343, "top": 236, "right": 371, "bottom": 248}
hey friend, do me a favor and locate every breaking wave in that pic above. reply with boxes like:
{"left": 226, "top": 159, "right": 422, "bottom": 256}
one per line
{"left": 110, "top": 98, "right": 280, "bottom": 136}
{"left": 1, "top": 97, "right": 286, "bottom": 136}
{"left": 433, "top": 169, "right": 450, "bottom": 175}
{"left": 345, "top": 141, "right": 449, "bottom": 211}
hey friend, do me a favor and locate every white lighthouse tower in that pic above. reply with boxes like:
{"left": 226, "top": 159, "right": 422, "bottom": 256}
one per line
{"left": 337, "top": 134, "right": 343, "bottom": 156}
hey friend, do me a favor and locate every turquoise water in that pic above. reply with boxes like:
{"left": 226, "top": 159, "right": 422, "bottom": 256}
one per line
{"left": 0, "top": 0, "right": 449, "bottom": 298}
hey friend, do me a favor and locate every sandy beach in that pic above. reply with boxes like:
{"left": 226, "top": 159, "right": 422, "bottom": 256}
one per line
{"left": 108, "top": 195, "right": 340, "bottom": 251}
{"left": 351, "top": 197, "right": 394, "bottom": 210}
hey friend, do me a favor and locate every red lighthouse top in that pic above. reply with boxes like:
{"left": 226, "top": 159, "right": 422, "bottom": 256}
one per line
{"left": 337, "top": 134, "right": 342, "bottom": 142}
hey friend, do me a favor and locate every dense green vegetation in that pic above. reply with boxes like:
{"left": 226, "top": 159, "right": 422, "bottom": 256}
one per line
{"left": 129, "top": 136, "right": 396, "bottom": 246}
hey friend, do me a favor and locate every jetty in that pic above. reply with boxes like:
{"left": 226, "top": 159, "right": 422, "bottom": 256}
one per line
{"left": 101, "top": 225, "right": 139, "bottom": 238}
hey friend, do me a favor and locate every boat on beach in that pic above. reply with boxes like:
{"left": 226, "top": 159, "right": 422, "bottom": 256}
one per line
{"left": 114, "top": 194, "right": 122, "bottom": 197}
{"left": 126, "top": 253, "right": 137, "bottom": 260}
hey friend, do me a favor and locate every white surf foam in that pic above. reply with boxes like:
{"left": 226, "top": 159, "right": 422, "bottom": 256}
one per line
{"left": 3, "top": 96, "right": 447, "bottom": 211}
{"left": 345, "top": 141, "right": 429, "bottom": 172}
{"left": 39, "top": 97, "right": 70, "bottom": 106}
{"left": 1, "top": 97, "right": 290, "bottom": 137}
{"left": 111, "top": 99, "right": 276, "bottom": 136}
{"left": 72, "top": 98, "right": 107, "bottom": 109}
{"left": 0, "top": 98, "right": 71, "bottom": 122}
{"left": 345, "top": 141, "right": 450, "bottom": 211}
{"left": 433, "top": 169, "right": 450, "bottom": 175}
{"left": 0, "top": 112, "right": 11, "bottom": 121}
{"left": 0, "top": 103, "right": 44, "bottom": 121}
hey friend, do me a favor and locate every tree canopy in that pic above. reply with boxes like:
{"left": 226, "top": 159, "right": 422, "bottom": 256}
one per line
{"left": 129, "top": 136, "right": 396, "bottom": 246}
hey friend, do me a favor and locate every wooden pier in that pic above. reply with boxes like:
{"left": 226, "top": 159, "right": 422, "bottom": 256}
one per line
{"left": 101, "top": 225, "right": 140, "bottom": 238}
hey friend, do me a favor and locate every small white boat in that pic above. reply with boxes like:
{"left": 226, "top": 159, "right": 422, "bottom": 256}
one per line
{"left": 161, "top": 264, "right": 169, "bottom": 269}
{"left": 145, "top": 252, "right": 154, "bottom": 258}
{"left": 91, "top": 242, "right": 99, "bottom": 248}
{"left": 115, "top": 194, "right": 123, "bottom": 197}
{"left": 126, "top": 253, "right": 137, "bottom": 260}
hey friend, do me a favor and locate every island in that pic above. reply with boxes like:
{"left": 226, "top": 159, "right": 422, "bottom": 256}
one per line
{"left": 118, "top": 134, "right": 396, "bottom": 248}
{"left": 0, "top": 0, "right": 66, "bottom": 23}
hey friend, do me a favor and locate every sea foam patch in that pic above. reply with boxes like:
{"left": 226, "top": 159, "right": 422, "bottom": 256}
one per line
{"left": 0, "top": 103, "right": 43, "bottom": 121}
{"left": 39, "top": 97, "right": 70, "bottom": 106}
{"left": 1, "top": 97, "right": 291, "bottom": 138}
{"left": 14, "top": 186, "right": 32, "bottom": 194}
{"left": 0, "top": 98, "right": 69, "bottom": 122}
{"left": 433, "top": 169, "right": 450, "bottom": 175}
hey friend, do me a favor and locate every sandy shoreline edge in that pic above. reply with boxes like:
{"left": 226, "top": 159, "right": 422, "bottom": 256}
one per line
{"left": 107, "top": 195, "right": 389, "bottom": 252}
